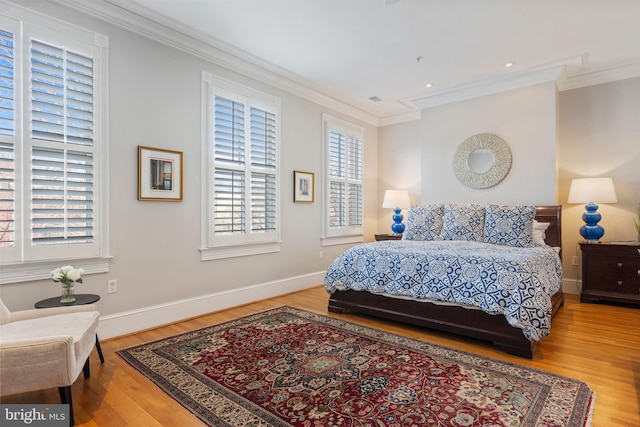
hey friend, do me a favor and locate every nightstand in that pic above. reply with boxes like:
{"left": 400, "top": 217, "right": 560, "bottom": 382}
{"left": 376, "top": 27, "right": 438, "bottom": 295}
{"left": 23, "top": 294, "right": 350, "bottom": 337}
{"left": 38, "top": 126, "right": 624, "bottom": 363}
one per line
{"left": 375, "top": 234, "right": 402, "bottom": 241}
{"left": 579, "top": 242, "right": 640, "bottom": 306}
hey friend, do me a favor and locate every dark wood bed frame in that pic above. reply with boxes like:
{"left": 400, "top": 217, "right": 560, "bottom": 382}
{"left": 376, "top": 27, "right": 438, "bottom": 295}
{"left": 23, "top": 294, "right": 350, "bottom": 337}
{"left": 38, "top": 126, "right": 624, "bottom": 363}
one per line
{"left": 328, "top": 205, "right": 564, "bottom": 359}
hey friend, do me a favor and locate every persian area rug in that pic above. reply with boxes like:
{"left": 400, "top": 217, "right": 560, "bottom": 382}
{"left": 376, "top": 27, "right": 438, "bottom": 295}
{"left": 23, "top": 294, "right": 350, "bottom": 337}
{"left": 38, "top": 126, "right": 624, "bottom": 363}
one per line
{"left": 118, "top": 306, "right": 594, "bottom": 427}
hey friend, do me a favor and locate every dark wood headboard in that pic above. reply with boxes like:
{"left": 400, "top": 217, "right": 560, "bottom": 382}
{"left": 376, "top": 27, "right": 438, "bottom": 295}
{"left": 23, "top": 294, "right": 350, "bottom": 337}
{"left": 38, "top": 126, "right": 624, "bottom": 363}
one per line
{"left": 535, "top": 205, "right": 562, "bottom": 258}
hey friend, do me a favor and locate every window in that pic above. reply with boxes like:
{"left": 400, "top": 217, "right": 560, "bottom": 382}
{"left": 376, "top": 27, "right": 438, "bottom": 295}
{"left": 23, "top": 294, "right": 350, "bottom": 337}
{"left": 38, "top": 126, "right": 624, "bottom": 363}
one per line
{"left": 0, "top": 6, "right": 108, "bottom": 283}
{"left": 201, "top": 72, "right": 280, "bottom": 260}
{"left": 322, "top": 114, "right": 363, "bottom": 245}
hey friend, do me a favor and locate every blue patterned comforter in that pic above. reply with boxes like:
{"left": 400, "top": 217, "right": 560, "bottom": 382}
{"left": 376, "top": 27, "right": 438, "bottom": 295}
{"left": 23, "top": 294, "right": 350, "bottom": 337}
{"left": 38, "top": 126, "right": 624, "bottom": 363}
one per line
{"left": 324, "top": 240, "right": 563, "bottom": 341}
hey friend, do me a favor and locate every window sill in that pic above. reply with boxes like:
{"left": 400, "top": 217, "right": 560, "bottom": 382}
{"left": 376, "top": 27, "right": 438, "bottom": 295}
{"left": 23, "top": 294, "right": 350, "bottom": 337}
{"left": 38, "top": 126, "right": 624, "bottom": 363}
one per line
{"left": 0, "top": 257, "right": 112, "bottom": 285}
{"left": 321, "top": 235, "right": 363, "bottom": 247}
{"left": 200, "top": 241, "right": 282, "bottom": 261}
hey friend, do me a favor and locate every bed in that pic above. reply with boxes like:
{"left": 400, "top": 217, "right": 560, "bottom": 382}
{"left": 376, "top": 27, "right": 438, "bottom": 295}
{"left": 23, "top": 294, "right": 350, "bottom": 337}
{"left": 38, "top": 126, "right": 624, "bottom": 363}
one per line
{"left": 325, "top": 204, "right": 563, "bottom": 359}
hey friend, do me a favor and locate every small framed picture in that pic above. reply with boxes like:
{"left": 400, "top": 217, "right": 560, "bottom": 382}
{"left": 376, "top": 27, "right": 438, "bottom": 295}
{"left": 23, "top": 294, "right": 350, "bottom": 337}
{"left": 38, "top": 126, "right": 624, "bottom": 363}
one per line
{"left": 293, "top": 170, "right": 314, "bottom": 203}
{"left": 138, "top": 146, "right": 183, "bottom": 201}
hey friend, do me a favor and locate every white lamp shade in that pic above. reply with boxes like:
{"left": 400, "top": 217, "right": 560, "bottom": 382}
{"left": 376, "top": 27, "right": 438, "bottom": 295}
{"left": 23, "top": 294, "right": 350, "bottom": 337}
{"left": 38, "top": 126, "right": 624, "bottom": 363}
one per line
{"left": 382, "top": 190, "right": 410, "bottom": 209}
{"left": 567, "top": 178, "right": 617, "bottom": 204}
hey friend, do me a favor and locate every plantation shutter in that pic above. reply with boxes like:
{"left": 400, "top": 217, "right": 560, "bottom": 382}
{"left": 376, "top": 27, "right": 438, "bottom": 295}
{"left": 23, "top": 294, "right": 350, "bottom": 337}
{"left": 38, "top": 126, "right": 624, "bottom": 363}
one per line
{"left": 0, "top": 28, "right": 15, "bottom": 249}
{"left": 249, "top": 106, "right": 276, "bottom": 233}
{"left": 212, "top": 96, "right": 279, "bottom": 238}
{"left": 0, "top": 9, "right": 107, "bottom": 276}
{"left": 329, "top": 131, "right": 346, "bottom": 228}
{"left": 29, "top": 38, "right": 95, "bottom": 247}
{"left": 0, "top": 29, "right": 14, "bottom": 137}
{"left": 0, "top": 142, "right": 14, "bottom": 248}
{"left": 213, "top": 95, "right": 246, "bottom": 235}
{"left": 327, "top": 130, "right": 362, "bottom": 229}
{"left": 204, "top": 73, "right": 280, "bottom": 254}
{"left": 30, "top": 40, "right": 94, "bottom": 145}
{"left": 31, "top": 148, "right": 93, "bottom": 245}
{"left": 347, "top": 136, "right": 362, "bottom": 227}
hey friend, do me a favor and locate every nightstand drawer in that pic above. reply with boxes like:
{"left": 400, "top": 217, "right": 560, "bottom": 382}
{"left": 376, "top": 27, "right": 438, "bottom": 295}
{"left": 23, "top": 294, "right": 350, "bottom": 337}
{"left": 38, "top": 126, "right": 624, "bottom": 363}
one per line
{"left": 580, "top": 242, "right": 640, "bottom": 306}
{"left": 584, "top": 274, "right": 640, "bottom": 294}
{"left": 586, "top": 255, "right": 640, "bottom": 278}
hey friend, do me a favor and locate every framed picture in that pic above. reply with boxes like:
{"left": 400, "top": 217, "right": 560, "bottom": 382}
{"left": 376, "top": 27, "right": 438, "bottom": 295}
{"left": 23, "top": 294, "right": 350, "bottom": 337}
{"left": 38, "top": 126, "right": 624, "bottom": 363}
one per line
{"left": 138, "top": 146, "right": 183, "bottom": 201}
{"left": 293, "top": 170, "right": 314, "bottom": 203}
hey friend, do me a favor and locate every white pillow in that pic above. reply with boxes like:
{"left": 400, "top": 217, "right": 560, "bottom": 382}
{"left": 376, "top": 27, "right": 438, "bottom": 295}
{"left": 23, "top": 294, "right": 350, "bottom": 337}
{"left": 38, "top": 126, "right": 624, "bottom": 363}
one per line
{"left": 532, "top": 220, "right": 550, "bottom": 245}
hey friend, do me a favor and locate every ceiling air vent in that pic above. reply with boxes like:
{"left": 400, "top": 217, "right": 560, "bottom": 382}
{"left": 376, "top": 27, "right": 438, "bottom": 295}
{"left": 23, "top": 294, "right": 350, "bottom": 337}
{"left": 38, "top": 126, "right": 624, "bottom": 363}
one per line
{"left": 368, "top": 96, "right": 382, "bottom": 102}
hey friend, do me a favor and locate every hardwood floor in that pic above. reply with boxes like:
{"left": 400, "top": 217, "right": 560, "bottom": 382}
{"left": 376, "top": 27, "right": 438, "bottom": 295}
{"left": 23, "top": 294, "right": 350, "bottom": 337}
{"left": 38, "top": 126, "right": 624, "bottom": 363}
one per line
{"left": 2, "top": 287, "right": 639, "bottom": 426}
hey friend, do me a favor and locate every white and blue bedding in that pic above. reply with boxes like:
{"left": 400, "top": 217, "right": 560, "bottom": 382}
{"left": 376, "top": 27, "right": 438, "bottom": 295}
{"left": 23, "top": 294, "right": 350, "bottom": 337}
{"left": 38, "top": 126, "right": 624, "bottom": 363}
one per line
{"left": 324, "top": 240, "right": 563, "bottom": 342}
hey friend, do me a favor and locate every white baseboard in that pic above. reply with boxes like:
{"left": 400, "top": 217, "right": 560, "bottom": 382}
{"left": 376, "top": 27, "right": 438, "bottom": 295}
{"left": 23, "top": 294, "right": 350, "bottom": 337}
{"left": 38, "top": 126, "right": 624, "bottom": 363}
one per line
{"left": 97, "top": 271, "right": 325, "bottom": 339}
{"left": 97, "top": 274, "right": 581, "bottom": 340}
{"left": 562, "top": 278, "right": 582, "bottom": 295}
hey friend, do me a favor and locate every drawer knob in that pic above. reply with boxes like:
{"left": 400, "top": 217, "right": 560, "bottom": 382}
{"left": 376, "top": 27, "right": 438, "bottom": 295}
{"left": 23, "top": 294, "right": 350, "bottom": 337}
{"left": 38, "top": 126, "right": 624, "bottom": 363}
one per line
{"left": 617, "top": 281, "right": 623, "bottom": 286}
{"left": 617, "top": 262, "right": 623, "bottom": 268}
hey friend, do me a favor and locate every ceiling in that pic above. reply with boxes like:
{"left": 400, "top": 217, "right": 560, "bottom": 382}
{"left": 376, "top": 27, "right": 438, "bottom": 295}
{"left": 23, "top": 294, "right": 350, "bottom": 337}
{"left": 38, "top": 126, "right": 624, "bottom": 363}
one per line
{"left": 100, "top": 0, "right": 640, "bottom": 121}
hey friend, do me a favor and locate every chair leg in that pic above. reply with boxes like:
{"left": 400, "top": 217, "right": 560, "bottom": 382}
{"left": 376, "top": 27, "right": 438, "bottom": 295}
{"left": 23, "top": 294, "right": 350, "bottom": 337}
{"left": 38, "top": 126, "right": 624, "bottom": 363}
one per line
{"left": 58, "top": 386, "right": 74, "bottom": 426}
{"left": 95, "top": 334, "right": 105, "bottom": 363}
{"left": 83, "top": 357, "right": 90, "bottom": 379}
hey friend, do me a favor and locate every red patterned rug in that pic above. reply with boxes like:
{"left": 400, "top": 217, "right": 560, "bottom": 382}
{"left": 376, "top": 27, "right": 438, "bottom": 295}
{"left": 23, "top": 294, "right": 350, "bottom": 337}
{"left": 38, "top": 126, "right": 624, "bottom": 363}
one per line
{"left": 118, "top": 306, "right": 594, "bottom": 426}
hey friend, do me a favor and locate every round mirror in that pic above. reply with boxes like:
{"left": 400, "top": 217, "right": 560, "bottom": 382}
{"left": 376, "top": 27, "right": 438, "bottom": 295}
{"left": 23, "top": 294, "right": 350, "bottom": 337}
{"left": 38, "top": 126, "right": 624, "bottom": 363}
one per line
{"left": 453, "top": 133, "right": 512, "bottom": 189}
{"left": 467, "top": 149, "right": 495, "bottom": 174}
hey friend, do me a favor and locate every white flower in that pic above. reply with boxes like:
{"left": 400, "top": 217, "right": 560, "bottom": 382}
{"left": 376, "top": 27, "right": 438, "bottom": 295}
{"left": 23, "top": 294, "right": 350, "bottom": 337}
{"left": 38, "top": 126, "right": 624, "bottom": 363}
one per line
{"left": 50, "top": 265, "right": 84, "bottom": 285}
{"left": 66, "top": 268, "right": 84, "bottom": 282}
{"left": 50, "top": 268, "right": 63, "bottom": 281}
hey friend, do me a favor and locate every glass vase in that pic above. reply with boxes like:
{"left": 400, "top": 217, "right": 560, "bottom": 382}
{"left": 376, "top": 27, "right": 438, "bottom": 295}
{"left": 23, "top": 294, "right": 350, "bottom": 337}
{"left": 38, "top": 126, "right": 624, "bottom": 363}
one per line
{"left": 60, "top": 283, "right": 76, "bottom": 305}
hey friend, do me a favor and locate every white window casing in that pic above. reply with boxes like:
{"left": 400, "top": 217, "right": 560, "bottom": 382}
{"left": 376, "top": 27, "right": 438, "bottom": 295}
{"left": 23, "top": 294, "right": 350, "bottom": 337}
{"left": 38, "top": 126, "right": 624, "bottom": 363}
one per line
{"left": 322, "top": 114, "right": 363, "bottom": 246}
{"left": 200, "top": 72, "right": 281, "bottom": 260}
{"left": 0, "top": 2, "right": 109, "bottom": 283}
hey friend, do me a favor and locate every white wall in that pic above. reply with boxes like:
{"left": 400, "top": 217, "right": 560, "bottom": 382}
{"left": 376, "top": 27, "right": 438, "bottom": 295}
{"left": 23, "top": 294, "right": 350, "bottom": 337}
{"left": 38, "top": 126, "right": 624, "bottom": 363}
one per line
{"left": 377, "top": 120, "right": 421, "bottom": 234}
{"left": 378, "top": 78, "right": 640, "bottom": 291}
{"left": 558, "top": 77, "right": 640, "bottom": 284}
{"left": 377, "top": 82, "right": 559, "bottom": 233}
{"left": 0, "top": 1, "right": 378, "bottom": 337}
{"left": 419, "top": 82, "right": 558, "bottom": 205}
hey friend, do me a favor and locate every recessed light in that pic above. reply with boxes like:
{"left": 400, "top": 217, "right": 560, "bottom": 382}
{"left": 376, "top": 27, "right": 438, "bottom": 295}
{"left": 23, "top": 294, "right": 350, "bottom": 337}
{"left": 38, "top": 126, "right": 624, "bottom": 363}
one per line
{"left": 504, "top": 62, "right": 515, "bottom": 68}
{"left": 425, "top": 83, "right": 433, "bottom": 88}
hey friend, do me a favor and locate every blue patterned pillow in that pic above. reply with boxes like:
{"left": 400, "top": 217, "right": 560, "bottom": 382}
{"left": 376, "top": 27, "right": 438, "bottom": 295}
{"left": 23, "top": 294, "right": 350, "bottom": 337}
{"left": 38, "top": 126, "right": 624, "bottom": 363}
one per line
{"left": 402, "top": 204, "right": 444, "bottom": 241}
{"left": 440, "top": 204, "right": 486, "bottom": 241}
{"left": 483, "top": 205, "right": 536, "bottom": 247}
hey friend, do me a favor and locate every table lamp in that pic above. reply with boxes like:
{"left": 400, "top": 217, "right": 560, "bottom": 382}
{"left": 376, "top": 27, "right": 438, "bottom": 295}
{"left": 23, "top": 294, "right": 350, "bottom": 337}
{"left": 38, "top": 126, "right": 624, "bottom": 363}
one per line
{"left": 382, "top": 190, "right": 410, "bottom": 234}
{"left": 567, "top": 177, "right": 617, "bottom": 243}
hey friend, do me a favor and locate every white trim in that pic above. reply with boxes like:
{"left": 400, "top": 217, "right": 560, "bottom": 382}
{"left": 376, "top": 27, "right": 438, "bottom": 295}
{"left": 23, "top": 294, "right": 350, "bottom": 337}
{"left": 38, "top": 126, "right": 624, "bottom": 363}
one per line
{"left": 322, "top": 114, "right": 364, "bottom": 240}
{"left": 34, "top": 0, "right": 640, "bottom": 127}
{"left": 96, "top": 271, "right": 324, "bottom": 339}
{"left": 413, "top": 65, "right": 566, "bottom": 110}
{"left": 558, "top": 60, "right": 640, "bottom": 91}
{"left": 200, "top": 241, "right": 282, "bottom": 261}
{"left": 321, "top": 235, "right": 363, "bottom": 247}
{"left": 562, "top": 278, "right": 582, "bottom": 296}
{"left": 0, "top": 257, "right": 111, "bottom": 285}
{"left": 0, "top": 0, "right": 110, "bottom": 275}
{"left": 47, "top": 0, "right": 380, "bottom": 127}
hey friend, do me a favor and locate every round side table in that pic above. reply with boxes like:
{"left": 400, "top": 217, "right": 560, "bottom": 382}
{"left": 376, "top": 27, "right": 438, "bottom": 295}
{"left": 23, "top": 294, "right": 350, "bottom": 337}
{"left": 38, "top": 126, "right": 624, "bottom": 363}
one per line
{"left": 34, "top": 293, "right": 104, "bottom": 364}
{"left": 35, "top": 293, "right": 101, "bottom": 308}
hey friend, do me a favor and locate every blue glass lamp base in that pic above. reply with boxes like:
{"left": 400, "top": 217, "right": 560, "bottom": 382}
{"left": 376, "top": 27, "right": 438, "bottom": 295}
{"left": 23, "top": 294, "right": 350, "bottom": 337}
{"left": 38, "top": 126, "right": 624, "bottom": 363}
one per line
{"left": 390, "top": 208, "right": 405, "bottom": 234}
{"left": 580, "top": 202, "right": 605, "bottom": 243}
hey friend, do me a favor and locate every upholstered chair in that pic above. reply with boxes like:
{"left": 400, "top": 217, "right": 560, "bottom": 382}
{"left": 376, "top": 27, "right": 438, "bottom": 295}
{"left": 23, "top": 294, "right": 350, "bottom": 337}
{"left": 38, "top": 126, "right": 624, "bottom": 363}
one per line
{"left": 0, "top": 297, "right": 100, "bottom": 426}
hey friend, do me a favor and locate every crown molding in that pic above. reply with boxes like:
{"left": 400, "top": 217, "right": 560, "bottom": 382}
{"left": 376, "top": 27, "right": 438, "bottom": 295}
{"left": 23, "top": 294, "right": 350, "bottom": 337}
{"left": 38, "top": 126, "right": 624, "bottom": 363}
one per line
{"left": 412, "top": 65, "right": 567, "bottom": 110}
{"left": 28, "top": 1, "right": 640, "bottom": 128}
{"left": 558, "top": 60, "right": 640, "bottom": 91}
{"left": 47, "top": 0, "right": 381, "bottom": 126}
